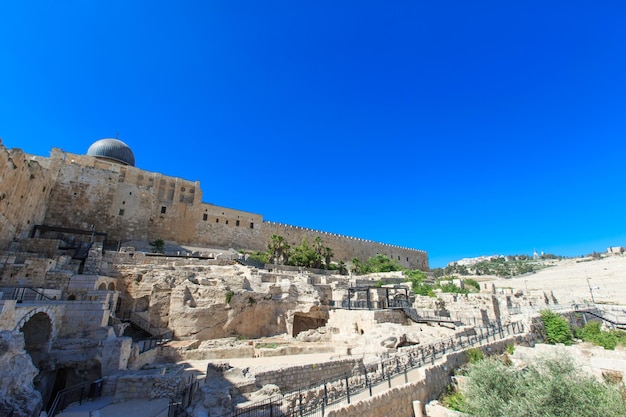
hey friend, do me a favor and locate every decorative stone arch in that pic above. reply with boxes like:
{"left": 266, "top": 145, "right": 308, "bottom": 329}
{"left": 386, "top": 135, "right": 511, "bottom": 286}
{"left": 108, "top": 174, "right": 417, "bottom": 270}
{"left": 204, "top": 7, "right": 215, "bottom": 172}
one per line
{"left": 14, "top": 306, "right": 57, "bottom": 336}
{"left": 108, "top": 282, "right": 115, "bottom": 291}
{"left": 98, "top": 283, "right": 107, "bottom": 290}
{"left": 14, "top": 307, "right": 56, "bottom": 366}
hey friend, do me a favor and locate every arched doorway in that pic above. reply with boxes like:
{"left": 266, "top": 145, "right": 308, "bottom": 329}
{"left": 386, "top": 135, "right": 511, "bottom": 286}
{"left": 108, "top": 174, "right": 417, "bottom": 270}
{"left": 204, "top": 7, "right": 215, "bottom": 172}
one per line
{"left": 19, "top": 311, "right": 53, "bottom": 367}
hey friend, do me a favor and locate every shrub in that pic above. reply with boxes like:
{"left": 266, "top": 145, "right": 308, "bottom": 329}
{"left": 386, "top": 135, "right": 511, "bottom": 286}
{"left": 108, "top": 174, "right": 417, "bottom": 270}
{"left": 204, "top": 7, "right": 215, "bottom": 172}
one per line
{"left": 575, "top": 321, "right": 620, "bottom": 350}
{"left": 225, "top": 290, "right": 234, "bottom": 304}
{"left": 463, "top": 354, "right": 626, "bottom": 416}
{"left": 464, "top": 278, "right": 480, "bottom": 291}
{"left": 441, "top": 389, "right": 467, "bottom": 412}
{"left": 540, "top": 310, "right": 573, "bottom": 345}
{"left": 467, "top": 348, "right": 484, "bottom": 364}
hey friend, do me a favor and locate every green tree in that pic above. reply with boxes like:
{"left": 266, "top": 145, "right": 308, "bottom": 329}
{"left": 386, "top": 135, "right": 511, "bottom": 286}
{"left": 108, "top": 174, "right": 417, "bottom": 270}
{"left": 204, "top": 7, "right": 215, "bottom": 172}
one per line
{"left": 540, "top": 310, "right": 573, "bottom": 345}
{"left": 289, "top": 238, "right": 320, "bottom": 268}
{"left": 267, "top": 234, "right": 290, "bottom": 265}
{"left": 149, "top": 239, "right": 165, "bottom": 253}
{"left": 323, "top": 246, "right": 334, "bottom": 268}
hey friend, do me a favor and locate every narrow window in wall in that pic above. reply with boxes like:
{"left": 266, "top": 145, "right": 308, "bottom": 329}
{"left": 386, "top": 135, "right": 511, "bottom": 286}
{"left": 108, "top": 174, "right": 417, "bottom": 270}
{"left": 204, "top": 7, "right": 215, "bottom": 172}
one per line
{"left": 397, "top": 256, "right": 400, "bottom": 260}
{"left": 119, "top": 209, "right": 125, "bottom": 216}
{"left": 225, "top": 220, "right": 229, "bottom": 225}
{"left": 250, "top": 222, "right": 254, "bottom": 229}
{"left": 215, "top": 218, "right": 219, "bottom": 223}
{"left": 203, "top": 214, "right": 208, "bottom": 221}
{"left": 236, "top": 220, "right": 240, "bottom": 226}
{"left": 407, "top": 257, "right": 409, "bottom": 261}
{"left": 161, "top": 206, "right": 167, "bottom": 214}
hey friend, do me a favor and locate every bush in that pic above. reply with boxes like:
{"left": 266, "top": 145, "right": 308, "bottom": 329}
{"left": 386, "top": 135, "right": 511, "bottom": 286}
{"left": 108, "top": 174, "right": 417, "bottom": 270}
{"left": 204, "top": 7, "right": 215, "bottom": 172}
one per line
{"left": 225, "top": 290, "right": 234, "bottom": 304}
{"left": 540, "top": 310, "right": 573, "bottom": 345}
{"left": 441, "top": 389, "right": 467, "bottom": 412}
{"left": 467, "top": 348, "right": 484, "bottom": 364}
{"left": 464, "top": 278, "right": 480, "bottom": 291}
{"left": 463, "top": 354, "right": 626, "bottom": 416}
{"left": 575, "top": 321, "right": 622, "bottom": 350}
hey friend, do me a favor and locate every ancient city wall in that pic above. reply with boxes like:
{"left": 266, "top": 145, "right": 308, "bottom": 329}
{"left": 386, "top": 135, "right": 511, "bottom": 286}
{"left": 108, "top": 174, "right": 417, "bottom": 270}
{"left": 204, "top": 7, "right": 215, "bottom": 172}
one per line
{"left": 1, "top": 143, "right": 428, "bottom": 271}
{"left": 261, "top": 222, "right": 428, "bottom": 270}
{"left": 0, "top": 141, "right": 57, "bottom": 249}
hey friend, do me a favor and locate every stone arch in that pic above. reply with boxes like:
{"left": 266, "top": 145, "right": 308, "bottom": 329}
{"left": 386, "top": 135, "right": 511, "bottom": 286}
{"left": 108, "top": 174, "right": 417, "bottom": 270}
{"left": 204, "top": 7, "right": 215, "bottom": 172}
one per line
{"left": 14, "top": 307, "right": 56, "bottom": 366}
{"left": 98, "top": 283, "right": 107, "bottom": 290}
{"left": 108, "top": 282, "right": 115, "bottom": 291}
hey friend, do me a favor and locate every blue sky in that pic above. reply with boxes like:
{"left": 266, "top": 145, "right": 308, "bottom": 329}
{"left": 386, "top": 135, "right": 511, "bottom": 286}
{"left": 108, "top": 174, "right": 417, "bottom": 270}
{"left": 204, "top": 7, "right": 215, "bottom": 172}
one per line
{"left": 1, "top": 2, "right": 625, "bottom": 268}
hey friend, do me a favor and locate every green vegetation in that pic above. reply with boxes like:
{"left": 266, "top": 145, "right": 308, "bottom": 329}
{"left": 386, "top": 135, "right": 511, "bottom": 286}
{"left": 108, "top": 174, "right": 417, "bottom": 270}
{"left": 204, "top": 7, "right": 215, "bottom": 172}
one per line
{"left": 255, "top": 342, "right": 278, "bottom": 349}
{"left": 540, "top": 310, "right": 573, "bottom": 345}
{"left": 461, "top": 354, "right": 626, "bottom": 416}
{"left": 467, "top": 348, "right": 484, "bottom": 364}
{"left": 351, "top": 254, "right": 404, "bottom": 275}
{"left": 575, "top": 321, "right": 626, "bottom": 350}
{"left": 441, "top": 387, "right": 467, "bottom": 413}
{"left": 246, "top": 250, "right": 269, "bottom": 264}
{"left": 265, "top": 234, "right": 337, "bottom": 270}
{"left": 149, "top": 239, "right": 165, "bottom": 253}
{"left": 464, "top": 278, "right": 480, "bottom": 291}
{"left": 225, "top": 290, "right": 234, "bottom": 304}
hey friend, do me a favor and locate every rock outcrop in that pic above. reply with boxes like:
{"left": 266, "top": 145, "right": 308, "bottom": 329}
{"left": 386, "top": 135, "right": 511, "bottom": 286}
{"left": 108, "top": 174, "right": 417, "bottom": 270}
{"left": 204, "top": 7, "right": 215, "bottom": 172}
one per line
{"left": 0, "top": 331, "right": 42, "bottom": 417}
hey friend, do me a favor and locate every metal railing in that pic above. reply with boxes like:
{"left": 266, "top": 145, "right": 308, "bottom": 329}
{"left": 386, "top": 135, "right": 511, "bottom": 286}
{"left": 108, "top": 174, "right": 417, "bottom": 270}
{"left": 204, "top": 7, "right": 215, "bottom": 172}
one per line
{"left": 0, "top": 286, "right": 54, "bottom": 301}
{"left": 48, "top": 379, "right": 103, "bottom": 417}
{"left": 121, "top": 311, "right": 174, "bottom": 353}
{"left": 218, "top": 321, "right": 526, "bottom": 417}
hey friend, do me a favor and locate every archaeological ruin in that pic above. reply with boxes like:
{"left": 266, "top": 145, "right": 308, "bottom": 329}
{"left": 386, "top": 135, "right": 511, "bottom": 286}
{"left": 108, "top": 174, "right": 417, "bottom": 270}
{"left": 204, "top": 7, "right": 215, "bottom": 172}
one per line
{"left": 1, "top": 138, "right": 623, "bottom": 417}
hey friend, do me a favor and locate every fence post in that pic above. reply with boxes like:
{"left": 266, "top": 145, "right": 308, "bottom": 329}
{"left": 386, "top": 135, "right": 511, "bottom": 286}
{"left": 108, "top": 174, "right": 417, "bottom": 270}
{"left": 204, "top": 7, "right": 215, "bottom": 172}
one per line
{"left": 270, "top": 398, "right": 274, "bottom": 417}
{"left": 404, "top": 364, "right": 408, "bottom": 384}
{"left": 364, "top": 368, "right": 372, "bottom": 397}
{"left": 323, "top": 380, "right": 328, "bottom": 405}
{"left": 345, "top": 376, "right": 350, "bottom": 404}
{"left": 299, "top": 390, "right": 303, "bottom": 417}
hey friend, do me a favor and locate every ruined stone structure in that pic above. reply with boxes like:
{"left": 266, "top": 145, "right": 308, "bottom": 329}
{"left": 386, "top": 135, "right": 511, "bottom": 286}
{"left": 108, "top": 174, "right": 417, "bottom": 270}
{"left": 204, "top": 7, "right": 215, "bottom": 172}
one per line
{"left": 0, "top": 138, "right": 428, "bottom": 270}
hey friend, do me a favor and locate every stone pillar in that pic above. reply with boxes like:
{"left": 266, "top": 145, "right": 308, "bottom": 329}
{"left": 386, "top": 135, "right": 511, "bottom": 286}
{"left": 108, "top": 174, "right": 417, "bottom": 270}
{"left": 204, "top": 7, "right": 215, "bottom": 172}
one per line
{"left": 413, "top": 400, "right": 424, "bottom": 417}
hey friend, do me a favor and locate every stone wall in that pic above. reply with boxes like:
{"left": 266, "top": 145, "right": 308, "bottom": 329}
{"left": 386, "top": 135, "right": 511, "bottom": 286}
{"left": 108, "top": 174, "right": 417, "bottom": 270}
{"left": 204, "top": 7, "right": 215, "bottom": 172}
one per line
{"left": 262, "top": 222, "right": 428, "bottom": 270}
{"left": 103, "top": 366, "right": 189, "bottom": 402}
{"left": 1, "top": 143, "right": 429, "bottom": 271}
{"left": 254, "top": 358, "right": 364, "bottom": 392}
{"left": 0, "top": 141, "right": 56, "bottom": 250}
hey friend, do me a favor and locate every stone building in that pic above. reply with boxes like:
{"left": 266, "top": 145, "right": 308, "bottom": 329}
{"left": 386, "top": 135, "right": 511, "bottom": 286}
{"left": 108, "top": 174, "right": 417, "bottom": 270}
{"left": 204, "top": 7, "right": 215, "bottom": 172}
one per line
{"left": 0, "top": 138, "right": 428, "bottom": 270}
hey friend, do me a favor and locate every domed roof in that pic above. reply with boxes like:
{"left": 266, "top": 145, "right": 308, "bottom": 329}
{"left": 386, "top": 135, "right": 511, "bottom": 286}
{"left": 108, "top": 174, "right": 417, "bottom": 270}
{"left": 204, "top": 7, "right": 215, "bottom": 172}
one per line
{"left": 87, "top": 138, "right": 135, "bottom": 166}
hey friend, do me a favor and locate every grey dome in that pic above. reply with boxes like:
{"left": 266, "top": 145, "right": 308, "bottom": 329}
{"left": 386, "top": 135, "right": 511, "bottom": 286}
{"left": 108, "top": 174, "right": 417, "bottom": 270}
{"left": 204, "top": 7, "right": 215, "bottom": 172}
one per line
{"left": 87, "top": 138, "right": 135, "bottom": 166}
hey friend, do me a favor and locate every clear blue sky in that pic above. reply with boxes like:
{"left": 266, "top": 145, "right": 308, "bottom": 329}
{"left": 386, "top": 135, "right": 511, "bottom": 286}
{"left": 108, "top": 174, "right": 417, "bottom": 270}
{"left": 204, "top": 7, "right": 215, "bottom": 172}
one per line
{"left": 1, "top": 1, "right": 625, "bottom": 268}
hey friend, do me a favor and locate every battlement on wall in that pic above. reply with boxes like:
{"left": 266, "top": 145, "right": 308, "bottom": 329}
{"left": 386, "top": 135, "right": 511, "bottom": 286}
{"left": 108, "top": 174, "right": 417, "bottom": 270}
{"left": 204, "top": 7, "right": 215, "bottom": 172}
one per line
{"left": 263, "top": 221, "right": 427, "bottom": 254}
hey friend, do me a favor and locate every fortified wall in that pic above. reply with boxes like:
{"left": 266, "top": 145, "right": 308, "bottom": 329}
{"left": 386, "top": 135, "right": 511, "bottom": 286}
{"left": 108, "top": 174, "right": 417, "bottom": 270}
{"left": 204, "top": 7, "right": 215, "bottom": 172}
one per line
{"left": 0, "top": 139, "right": 428, "bottom": 270}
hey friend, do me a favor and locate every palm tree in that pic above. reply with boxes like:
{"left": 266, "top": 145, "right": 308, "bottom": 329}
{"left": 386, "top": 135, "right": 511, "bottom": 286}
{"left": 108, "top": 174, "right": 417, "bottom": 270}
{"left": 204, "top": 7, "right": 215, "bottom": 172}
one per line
{"left": 267, "top": 234, "right": 290, "bottom": 265}
{"left": 323, "top": 246, "right": 334, "bottom": 268}
{"left": 149, "top": 239, "right": 165, "bottom": 253}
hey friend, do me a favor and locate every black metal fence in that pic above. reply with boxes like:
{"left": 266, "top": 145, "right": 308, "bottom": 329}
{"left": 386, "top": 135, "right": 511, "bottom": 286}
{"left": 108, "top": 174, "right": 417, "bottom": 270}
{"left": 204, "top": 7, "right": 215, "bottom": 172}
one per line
{"left": 0, "top": 286, "right": 54, "bottom": 301}
{"left": 219, "top": 321, "right": 526, "bottom": 417}
{"left": 121, "top": 311, "right": 174, "bottom": 353}
{"left": 149, "top": 375, "right": 200, "bottom": 417}
{"left": 47, "top": 379, "right": 104, "bottom": 417}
